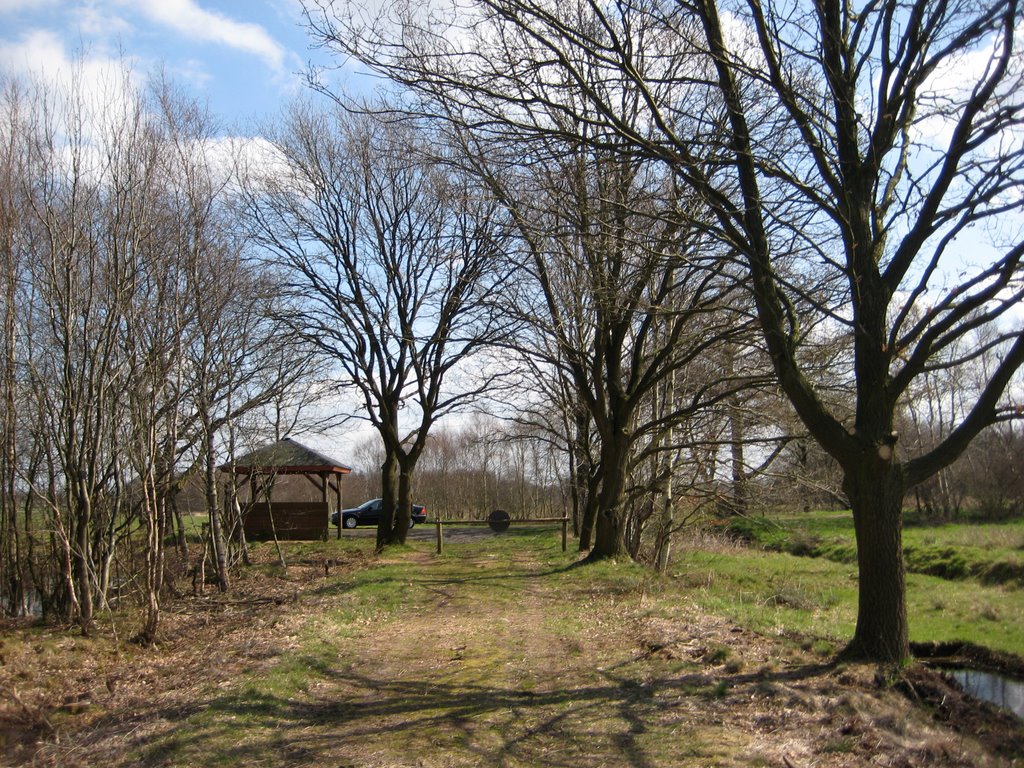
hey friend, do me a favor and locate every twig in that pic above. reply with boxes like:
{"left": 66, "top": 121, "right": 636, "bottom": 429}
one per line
{"left": 7, "top": 686, "right": 54, "bottom": 734}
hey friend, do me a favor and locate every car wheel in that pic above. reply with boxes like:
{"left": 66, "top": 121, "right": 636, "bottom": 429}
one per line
{"left": 409, "top": 519, "right": 416, "bottom": 529}
{"left": 343, "top": 516, "right": 358, "bottom": 529}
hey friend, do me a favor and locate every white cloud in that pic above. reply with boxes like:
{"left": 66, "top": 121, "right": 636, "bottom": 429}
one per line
{"left": 230, "top": 133, "right": 298, "bottom": 193}
{"left": 0, "top": 0, "right": 57, "bottom": 12}
{"left": 0, "top": 28, "right": 142, "bottom": 100}
{"left": 169, "top": 58, "right": 214, "bottom": 91}
{"left": 0, "top": 28, "right": 68, "bottom": 79}
{"left": 0, "top": 29, "right": 145, "bottom": 160}
{"left": 71, "top": 5, "right": 134, "bottom": 39}
{"left": 132, "top": 0, "right": 286, "bottom": 71}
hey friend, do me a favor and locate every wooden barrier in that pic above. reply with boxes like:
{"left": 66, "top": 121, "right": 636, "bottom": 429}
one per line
{"left": 243, "top": 501, "right": 330, "bottom": 541}
{"left": 433, "top": 516, "right": 570, "bottom": 555}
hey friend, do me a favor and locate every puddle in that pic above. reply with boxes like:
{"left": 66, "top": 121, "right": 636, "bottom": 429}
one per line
{"left": 950, "top": 669, "right": 1024, "bottom": 719}
{"left": 2, "top": 590, "right": 42, "bottom": 617}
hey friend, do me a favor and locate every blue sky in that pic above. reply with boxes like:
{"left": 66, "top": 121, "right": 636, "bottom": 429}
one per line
{"left": 0, "top": 0, "right": 352, "bottom": 131}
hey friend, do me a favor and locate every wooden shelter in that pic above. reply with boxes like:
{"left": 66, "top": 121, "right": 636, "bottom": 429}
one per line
{"left": 221, "top": 437, "right": 352, "bottom": 541}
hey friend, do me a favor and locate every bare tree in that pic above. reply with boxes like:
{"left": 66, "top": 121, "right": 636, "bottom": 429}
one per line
{"left": 242, "top": 104, "right": 516, "bottom": 549}
{"left": 139, "top": 80, "right": 316, "bottom": 594}
{"left": 118, "top": 197, "right": 182, "bottom": 644}
{"left": 686, "top": 0, "right": 1024, "bottom": 663}
{"left": 17, "top": 65, "right": 167, "bottom": 632}
{"left": 458, "top": 120, "right": 761, "bottom": 559}
{"left": 0, "top": 65, "right": 310, "bottom": 636}
{"left": 305, "top": 0, "right": 1024, "bottom": 662}
{"left": 0, "top": 78, "right": 34, "bottom": 616}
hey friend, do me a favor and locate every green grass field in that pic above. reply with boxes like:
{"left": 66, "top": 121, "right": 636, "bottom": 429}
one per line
{"left": 725, "top": 511, "right": 1024, "bottom": 586}
{"left": 697, "top": 511, "right": 1024, "bottom": 657}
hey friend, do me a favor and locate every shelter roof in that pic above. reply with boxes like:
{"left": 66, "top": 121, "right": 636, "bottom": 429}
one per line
{"left": 221, "top": 437, "right": 352, "bottom": 475}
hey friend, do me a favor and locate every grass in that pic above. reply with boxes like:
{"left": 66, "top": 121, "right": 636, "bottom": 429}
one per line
{"left": 675, "top": 539, "right": 1024, "bottom": 658}
{"left": 9, "top": 519, "right": 1024, "bottom": 767}
{"left": 675, "top": 548, "right": 856, "bottom": 654}
{"left": 727, "top": 511, "right": 1024, "bottom": 587}
{"left": 146, "top": 526, "right": 1024, "bottom": 766}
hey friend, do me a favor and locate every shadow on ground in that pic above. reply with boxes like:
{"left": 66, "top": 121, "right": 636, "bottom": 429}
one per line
{"left": 120, "top": 660, "right": 836, "bottom": 768}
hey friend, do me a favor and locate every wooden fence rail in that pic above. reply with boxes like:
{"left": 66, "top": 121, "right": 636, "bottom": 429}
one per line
{"left": 433, "top": 516, "right": 570, "bottom": 554}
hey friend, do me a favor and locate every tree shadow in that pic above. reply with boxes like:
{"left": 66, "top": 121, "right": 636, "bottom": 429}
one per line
{"left": 124, "top": 657, "right": 839, "bottom": 767}
{"left": 306, "top": 560, "right": 582, "bottom": 602}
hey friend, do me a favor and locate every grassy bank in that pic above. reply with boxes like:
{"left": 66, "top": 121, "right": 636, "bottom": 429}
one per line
{"left": 673, "top": 540, "right": 1024, "bottom": 658}
{"left": 727, "top": 511, "right": 1024, "bottom": 588}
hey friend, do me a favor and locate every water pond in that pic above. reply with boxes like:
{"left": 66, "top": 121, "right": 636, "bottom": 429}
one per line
{"left": 950, "top": 669, "right": 1024, "bottom": 720}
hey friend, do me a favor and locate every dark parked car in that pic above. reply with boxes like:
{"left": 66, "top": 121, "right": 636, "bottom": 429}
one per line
{"left": 331, "top": 498, "right": 427, "bottom": 529}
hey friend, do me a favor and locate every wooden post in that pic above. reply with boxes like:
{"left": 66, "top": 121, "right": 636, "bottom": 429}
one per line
{"left": 436, "top": 520, "right": 443, "bottom": 554}
{"left": 320, "top": 472, "right": 330, "bottom": 542}
{"left": 562, "top": 516, "right": 568, "bottom": 552}
{"left": 336, "top": 478, "right": 343, "bottom": 541}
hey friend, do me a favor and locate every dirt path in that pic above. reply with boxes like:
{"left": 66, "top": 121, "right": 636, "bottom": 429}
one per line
{"left": 291, "top": 550, "right": 1015, "bottom": 767}
{"left": 4, "top": 544, "right": 1023, "bottom": 767}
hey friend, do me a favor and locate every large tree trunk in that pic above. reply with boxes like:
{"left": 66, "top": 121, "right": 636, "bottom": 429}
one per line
{"left": 590, "top": 505, "right": 626, "bottom": 560}
{"left": 376, "top": 453, "right": 399, "bottom": 551}
{"left": 394, "top": 461, "right": 414, "bottom": 544}
{"left": 73, "top": 502, "right": 93, "bottom": 634}
{"left": 842, "top": 459, "right": 908, "bottom": 664}
{"left": 569, "top": 404, "right": 593, "bottom": 545}
{"left": 577, "top": 486, "right": 599, "bottom": 552}
{"left": 587, "top": 438, "right": 629, "bottom": 560}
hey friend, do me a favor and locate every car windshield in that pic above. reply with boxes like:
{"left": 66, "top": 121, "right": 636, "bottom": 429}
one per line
{"left": 358, "top": 499, "right": 380, "bottom": 510}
